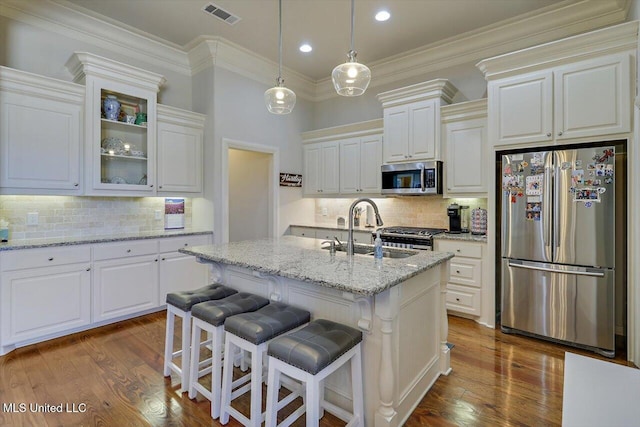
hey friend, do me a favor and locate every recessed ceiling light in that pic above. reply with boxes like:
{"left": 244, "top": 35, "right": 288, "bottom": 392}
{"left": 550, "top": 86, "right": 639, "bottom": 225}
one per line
{"left": 299, "top": 44, "right": 313, "bottom": 53}
{"left": 375, "top": 10, "right": 390, "bottom": 22}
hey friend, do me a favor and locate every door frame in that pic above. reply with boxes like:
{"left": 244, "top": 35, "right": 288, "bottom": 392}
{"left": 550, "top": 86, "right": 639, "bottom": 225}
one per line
{"left": 221, "top": 138, "right": 279, "bottom": 244}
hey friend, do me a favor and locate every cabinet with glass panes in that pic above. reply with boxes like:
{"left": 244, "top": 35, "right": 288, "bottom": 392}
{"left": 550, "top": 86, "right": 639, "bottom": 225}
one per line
{"left": 66, "top": 52, "right": 164, "bottom": 196}
{"left": 100, "top": 90, "right": 149, "bottom": 187}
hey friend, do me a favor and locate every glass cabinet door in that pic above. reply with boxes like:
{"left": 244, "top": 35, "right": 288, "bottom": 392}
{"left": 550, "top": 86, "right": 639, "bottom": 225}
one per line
{"left": 99, "top": 89, "right": 150, "bottom": 189}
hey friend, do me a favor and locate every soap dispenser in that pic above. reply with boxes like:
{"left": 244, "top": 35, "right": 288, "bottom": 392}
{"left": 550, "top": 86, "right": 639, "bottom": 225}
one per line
{"left": 374, "top": 231, "right": 383, "bottom": 259}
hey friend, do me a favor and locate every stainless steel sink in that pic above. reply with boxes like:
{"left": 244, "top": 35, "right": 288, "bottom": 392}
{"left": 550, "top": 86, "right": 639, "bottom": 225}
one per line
{"left": 322, "top": 244, "right": 417, "bottom": 259}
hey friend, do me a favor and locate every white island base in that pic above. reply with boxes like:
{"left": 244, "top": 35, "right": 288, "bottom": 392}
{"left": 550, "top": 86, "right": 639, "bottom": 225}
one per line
{"left": 197, "top": 258, "right": 451, "bottom": 426}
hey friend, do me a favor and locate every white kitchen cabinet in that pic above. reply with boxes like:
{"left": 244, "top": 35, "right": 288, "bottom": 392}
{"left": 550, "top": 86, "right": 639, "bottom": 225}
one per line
{"left": 66, "top": 52, "right": 165, "bottom": 196}
{"left": 0, "top": 246, "right": 91, "bottom": 347}
{"left": 339, "top": 134, "right": 382, "bottom": 194}
{"left": 92, "top": 240, "right": 159, "bottom": 322}
{"left": 434, "top": 239, "right": 484, "bottom": 317}
{"left": 0, "top": 66, "right": 84, "bottom": 195}
{"left": 289, "top": 226, "right": 317, "bottom": 238}
{"left": 487, "top": 53, "right": 631, "bottom": 147}
{"left": 442, "top": 100, "right": 488, "bottom": 196}
{"left": 158, "top": 235, "right": 211, "bottom": 302}
{"left": 303, "top": 141, "right": 339, "bottom": 195}
{"left": 157, "top": 104, "right": 205, "bottom": 194}
{"left": 377, "top": 79, "right": 457, "bottom": 163}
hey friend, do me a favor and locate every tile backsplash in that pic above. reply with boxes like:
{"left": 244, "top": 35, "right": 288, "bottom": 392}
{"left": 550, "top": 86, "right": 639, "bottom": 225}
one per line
{"left": 0, "top": 196, "right": 192, "bottom": 241}
{"left": 314, "top": 197, "right": 487, "bottom": 229}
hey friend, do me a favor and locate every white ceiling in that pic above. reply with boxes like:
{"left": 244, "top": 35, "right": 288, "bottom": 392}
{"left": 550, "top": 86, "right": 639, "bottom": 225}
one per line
{"left": 61, "top": 0, "right": 572, "bottom": 81}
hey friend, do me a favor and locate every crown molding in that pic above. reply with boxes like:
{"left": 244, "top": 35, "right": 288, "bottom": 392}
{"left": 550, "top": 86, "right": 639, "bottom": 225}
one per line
{"left": 66, "top": 52, "right": 166, "bottom": 91}
{"left": 0, "top": 0, "right": 630, "bottom": 103}
{"left": 377, "top": 79, "right": 458, "bottom": 107}
{"left": 441, "top": 99, "right": 488, "bottom": 123}
{"left": 0, "top": 0, "right": 191, "bottom": 76}
{"left": 157, "top": 104, "right": 206, "bottom": 128}
{"left": 313, "top": 0, "right": 630, "bottom": 101}
{"left": 476, "top": 20, "right": 638, "bottom": 80}
{"left": 185, "top": 37, "right": 317, "bottom": 101}
{"left": 301, "top": 119, "right": 383, "bottom": 143}
{"left": 0, "top": 65, "right": 84, "bottom": 104}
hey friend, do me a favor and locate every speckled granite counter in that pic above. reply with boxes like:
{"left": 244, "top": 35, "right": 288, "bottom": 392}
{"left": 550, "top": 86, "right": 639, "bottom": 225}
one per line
{"left": 433, "top": 232, "right": 487, "bottom": 243}
{"left": 180, "top": 235, "right": 453, "bottom": 296}
{"left": 181, "top": 235, "right": 453, "bottom": 425}
{"left": 0, "top": 229, "right": 213, "bottom": 251}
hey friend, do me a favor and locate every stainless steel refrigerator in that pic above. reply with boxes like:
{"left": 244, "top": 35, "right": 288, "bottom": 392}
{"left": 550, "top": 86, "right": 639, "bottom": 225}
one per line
{"left": 501, "top": 144, "right": 625, "bottom": 357}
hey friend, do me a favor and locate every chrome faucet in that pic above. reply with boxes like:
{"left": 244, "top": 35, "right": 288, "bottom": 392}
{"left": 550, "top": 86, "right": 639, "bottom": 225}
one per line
{"left": 347, "top": 198, "right": 383, "bottom": 256}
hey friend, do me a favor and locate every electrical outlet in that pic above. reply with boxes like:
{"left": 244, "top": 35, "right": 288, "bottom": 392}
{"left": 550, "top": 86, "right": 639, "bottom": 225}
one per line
{"left": 26, "top": 212, "right": 39, "bottom": 226}
{"left": 322, "top": 207, "right": 328, "bottom": 216}
{"left": 155, "top": 210, "right": 162, "bottom": 220}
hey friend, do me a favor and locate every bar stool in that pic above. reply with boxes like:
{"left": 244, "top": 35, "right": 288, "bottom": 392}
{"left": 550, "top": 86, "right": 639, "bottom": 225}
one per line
{"left": 264, "top": 319, "right": 364, "bottom": 427}
{"left": 219, "top": 302, "right": 311, "bottom": 427}
{"left": 188, "top": 292, "right": 270, "bottom": 419}
{"left": 163, "top": 283, "right": 238, "bottom": 393}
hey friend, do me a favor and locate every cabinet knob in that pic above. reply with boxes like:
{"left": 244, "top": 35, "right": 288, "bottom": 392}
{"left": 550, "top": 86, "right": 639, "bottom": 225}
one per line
{"left": 162, "top": 257, "right": 166, "bottom": 261}
{"left": 86, "top": 267, "right": 91, "bottom": 272}
{"left": 48, "top": 257, "right": 54, "bottom": 261}
{"left": 155, "top": 259, "right": 158, "bottom": 262}
{"left": 150, "top": 184, "right": 154, "bottom": 188}
{"left": 558, "top": 131, "right": 563, "bottom": 136}
{"left": 546, "top": 132, "right": 552, "bottom": 137}
{"left": 127, "top": 249, "right": 131, "bottom": 253}
{"left": 159, "top": 186, "right": 163, "bottom": 189}
{"left": 456, "top": 270, "right": 461, "bottom": 274}
{"left": 74, "top": 183, "right": 79, "bottom": 187}
{"left": 456, "top": 249, "right": 461, "bottom": 252}
{"left": 184, "top": 243, "right": 188, "bottom": 246}
{"left": 456, "top": 298, "right": 460, "bottom": 302}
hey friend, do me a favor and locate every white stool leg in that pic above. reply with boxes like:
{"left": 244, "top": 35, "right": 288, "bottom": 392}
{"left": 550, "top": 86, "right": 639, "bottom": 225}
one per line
{"left": 210, "top": 325, "right": 224, "bottom": 419}
{"left": 163, "top": 308, "right": 175, "bottom": 376}
{"left": 305, "top": 372, "right": 320, "bottom": 427}
{"left": 219, "top": 333, "right": 235, "bottom": 425}
{"left": 265, "top": 360, "right": 281, "bottom": 427}
{"left": 180, "top": 311, "right": 192, "bottom": 393}
{"left": 351, "top": 344, "right": 364, "bottom": 426}
{"left": 188, "top": 319, "right": 201, "bottom": 399}
{"left": 249, "top": 345, "right": 263, "bottom": 427}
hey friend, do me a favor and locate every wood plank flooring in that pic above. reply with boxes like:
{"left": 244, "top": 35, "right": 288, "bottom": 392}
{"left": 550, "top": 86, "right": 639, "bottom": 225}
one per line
{"left": 0, "top": 312, "right": 632, "bottom": 426}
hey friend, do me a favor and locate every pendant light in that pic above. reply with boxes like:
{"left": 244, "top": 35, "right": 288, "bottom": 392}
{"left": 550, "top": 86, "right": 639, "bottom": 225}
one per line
{"left": 265, "top": 0, "right": 296, "bottom": 114}
{"left": 332, "top": 0, "right": 371, "bottom": 96}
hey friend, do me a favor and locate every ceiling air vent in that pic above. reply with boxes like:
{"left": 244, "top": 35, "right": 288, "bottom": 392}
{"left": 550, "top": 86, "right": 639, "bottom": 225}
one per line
{"left": 202, "top": 2, "right": 241, "bottom": 25}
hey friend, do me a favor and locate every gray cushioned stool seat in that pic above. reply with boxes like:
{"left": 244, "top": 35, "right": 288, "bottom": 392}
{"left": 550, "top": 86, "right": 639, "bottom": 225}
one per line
{"left": 267, "top": 319, "right": 362, "bottom": 375}
{"left": 166, "top": 283, "right": 237, "bottom": 311}
{"left": 191, "top": 292, "right": 270, "bottom": 327}
{"left": 224, "top": 302, "right": 311, "bottom": 345}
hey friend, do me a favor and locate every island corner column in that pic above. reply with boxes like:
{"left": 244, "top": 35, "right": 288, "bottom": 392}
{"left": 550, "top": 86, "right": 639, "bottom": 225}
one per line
{"left": 440, "top": 259, "right": 452, "bottom": 375}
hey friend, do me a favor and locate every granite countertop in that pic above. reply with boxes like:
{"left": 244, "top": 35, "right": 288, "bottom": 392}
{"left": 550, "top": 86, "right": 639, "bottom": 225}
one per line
{"left": 180, "top": 235, "right": 454, "bottom": 297}
{"left": 434, "top": 232, "right": 487, "bottom": 243}
{"left": 0, "top": 229, "right": 213, "bottom": 251}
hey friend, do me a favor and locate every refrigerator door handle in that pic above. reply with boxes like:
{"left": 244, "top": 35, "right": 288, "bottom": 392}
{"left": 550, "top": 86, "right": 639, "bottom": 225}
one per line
{"left": 508, "top": 260, "right": 605, "bottom": 277}
{"left": 543, "top": 164, "right": 552, "bottom": 248}
{"left": 553, "top": 162, "right": 560, "bottom": 250}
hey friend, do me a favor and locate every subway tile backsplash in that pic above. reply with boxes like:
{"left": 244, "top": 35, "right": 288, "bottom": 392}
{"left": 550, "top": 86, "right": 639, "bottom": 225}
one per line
{"left": 0, "top": 196, "right": 192, "bottom": 241}
{"left": 314, "top": 197, "right": 488, "bottom": 229}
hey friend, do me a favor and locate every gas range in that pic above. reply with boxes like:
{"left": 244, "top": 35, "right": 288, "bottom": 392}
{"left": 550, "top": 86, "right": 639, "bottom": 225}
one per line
{"left": 373, "top": 226, "right": 447, "bottom": 250}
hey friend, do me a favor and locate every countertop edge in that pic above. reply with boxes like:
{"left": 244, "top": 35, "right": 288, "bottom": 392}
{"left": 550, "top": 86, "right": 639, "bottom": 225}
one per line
{"left": 0, "top": 230, "right": 213, "bottom": 251}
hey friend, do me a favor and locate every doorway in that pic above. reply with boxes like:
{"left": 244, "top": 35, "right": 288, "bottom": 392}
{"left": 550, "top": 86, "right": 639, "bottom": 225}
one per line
{"left": 221, "top": 139, "right": 279, "bottom": 243}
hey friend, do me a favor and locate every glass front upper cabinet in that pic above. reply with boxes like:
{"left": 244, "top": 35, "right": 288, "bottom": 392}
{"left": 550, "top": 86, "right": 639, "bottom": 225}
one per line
{"left": 66, "top": 52, "right": 165, "bottom": 196}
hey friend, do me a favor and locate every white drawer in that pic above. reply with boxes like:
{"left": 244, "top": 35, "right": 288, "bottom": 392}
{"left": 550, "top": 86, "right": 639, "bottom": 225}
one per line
{"left": 1, "top": 245, "right": 91, "bottom": 271}
{"left": 446, "top": 284, "right": 481, "bottom": 315}
{"left": 92, "top": 240, "right": 158, "bottom": 261}
{"left": 449, "top": 258, "right": 482, "bottom": 288}
{"left": 352, "top": 231, "right": 373, "bottom": 244}
{"left": 436, "top": 240, "right": 483, "bottom": 259}
{"left": 315, "top": 229, "right": 337, "bottom": 240}
{"left": 158, "top": 235, "right": 211, "bottom": 253}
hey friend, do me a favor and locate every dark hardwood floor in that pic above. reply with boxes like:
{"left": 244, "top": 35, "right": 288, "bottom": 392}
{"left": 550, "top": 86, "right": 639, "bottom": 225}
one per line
{"left": 0, "top": 312, "right": 632, "bottom": 426}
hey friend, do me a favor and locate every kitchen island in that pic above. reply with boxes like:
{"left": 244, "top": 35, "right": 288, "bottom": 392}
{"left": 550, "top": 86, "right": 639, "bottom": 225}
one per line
{"left": 180, "top": 236, "right": 454, "bottom": 427}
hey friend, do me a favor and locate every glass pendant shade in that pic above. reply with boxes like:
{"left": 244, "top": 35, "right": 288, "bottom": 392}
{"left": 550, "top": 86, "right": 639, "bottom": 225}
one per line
{"left": 265, "top": 0, "right": 295, "bottom": 115}
{"left": 265, "top": 77, "right": 296, "bottom": 114}
{"left": 332, "top": 50, "right": 371, "bottom": 96}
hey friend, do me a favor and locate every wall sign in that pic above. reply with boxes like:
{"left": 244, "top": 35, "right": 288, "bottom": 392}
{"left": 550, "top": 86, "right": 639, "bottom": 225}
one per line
{"left": 279, "top": 173, "right": 302, "bottom": 187}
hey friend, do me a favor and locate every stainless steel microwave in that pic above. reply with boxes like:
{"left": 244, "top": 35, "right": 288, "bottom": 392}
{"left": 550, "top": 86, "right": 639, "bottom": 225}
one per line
{"left": 381, "top": 161, "right": 443, "bottom": 195}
